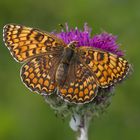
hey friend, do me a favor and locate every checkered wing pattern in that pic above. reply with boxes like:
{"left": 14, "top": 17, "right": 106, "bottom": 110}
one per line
{"left": 58, "top": 58, "right": 98, "bottom": 103}
{"left": 3, "top": 24, "right": 66, "bottom": 62}
{"left": 21, "top": 53, "right": 61, "bottom": 95}
{"left": 78, "top": 47, "right": 131, "bottom": 88}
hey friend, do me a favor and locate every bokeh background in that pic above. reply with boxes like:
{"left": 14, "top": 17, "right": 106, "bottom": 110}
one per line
{"left": 0, "top": 0, "right": 139, "bottom": 140}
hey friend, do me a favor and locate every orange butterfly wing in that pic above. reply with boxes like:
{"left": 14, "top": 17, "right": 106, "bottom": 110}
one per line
{"left": 58, "top": 58, "right": 98, "bottom": 104}
{"left": 21, "top": 53, "right": 62, "bottom": 95}
{"left": 3, "top": 24, "right": 66, "bottom": 62}
{"left": 78, "top": 47, "right": 131, "bottom": 88}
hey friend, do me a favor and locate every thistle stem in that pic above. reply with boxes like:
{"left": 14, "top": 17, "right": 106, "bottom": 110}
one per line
{"left": 77, "top": 116, "right": 88, "bottom": 140}
{"left": 70, "top": 113, "right": 91, "bottom": 140}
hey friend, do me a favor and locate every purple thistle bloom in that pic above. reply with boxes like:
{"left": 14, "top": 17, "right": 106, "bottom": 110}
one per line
{"left": 56, "top": 23, "right": 124, "bottom": 56}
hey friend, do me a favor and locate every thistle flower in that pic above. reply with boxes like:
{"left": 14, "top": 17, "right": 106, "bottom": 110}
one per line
{"left": 44, "top": 23, "right": 128, "bottom": 140}
{"left": 56, "top": 23, "right": 123, "bottom": 56}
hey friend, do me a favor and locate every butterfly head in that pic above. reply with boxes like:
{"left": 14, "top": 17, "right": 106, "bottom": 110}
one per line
{"left": 67, "top": 41, "right": 78, "bottom": 50}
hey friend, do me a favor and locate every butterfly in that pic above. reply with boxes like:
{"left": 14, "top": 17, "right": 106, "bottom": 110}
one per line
{"left": 3, "top": 24, "right": 131, "bottom": 104}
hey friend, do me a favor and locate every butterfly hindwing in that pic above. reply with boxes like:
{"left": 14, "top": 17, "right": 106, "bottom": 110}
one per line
{"left": 3, "top": 24, "right": 66, "bottom": 62}
{"left": 58, "top": 57, "right": 98, "bottom": 104}
{"left": 21, "top": 53, "right": 61, "bottom": 95}
{"left": 78, "top": 47, "right": 131, "bottom": 88}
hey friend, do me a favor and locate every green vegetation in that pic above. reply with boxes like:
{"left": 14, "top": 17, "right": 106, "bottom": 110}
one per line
{"left": 0, "top": 0, "right": 139, "bottom": 140}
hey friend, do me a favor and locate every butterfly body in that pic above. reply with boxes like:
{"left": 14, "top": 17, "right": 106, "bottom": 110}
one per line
{"left": 3, "top": 24, "right": 131, "bottom": 104}
{"left": 55, "top": 41, "right": 76, "bottom": 87}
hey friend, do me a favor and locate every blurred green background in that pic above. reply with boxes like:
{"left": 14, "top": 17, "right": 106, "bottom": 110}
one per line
{"left": 0, "top": 0, "right": 139, "bottom": 140}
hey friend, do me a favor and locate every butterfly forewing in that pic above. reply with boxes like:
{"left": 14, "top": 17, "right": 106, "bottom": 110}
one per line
{"left": 21, "top": 53, "right": 62, "bottom": 95}
{"left": 58, "top": 58, "right": 98, "bottom": 103}
{"left": 78, "top": 47, "right": 131, "bottom": 88}
{"left": 3, "top": 24, "right": 66, "bottom": 62}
